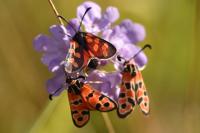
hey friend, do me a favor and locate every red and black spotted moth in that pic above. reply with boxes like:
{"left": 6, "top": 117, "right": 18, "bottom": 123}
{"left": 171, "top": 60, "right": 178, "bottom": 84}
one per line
{"left": 67, "top": 75, "right": 117, "bottom": 127}
{"left": 59, "top": 7, "right": 116, "bottom": 73}
{"left": 50, "top": 75, "right": 117, "bottom": 127}
{"left": 117, "top": 44, "right": 151, "bottom": 118}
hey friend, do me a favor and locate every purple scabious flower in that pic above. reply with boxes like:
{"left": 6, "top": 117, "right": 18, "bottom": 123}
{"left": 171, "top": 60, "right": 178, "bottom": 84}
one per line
{"left": 33, "top": 1, "right": 147, "bottom": 99}
{"left": 102, "top": 19, "right": 147, "bottom": 68}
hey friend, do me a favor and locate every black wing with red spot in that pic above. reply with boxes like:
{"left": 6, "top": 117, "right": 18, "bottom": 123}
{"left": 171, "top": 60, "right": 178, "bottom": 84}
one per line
{"left": 83, "top": 32, "right": 117, "bottom": 59}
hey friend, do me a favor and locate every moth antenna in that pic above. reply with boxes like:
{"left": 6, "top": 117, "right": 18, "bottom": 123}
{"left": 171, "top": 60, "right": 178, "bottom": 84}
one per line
{"left": 132, "top": 44, "right": 152, "bottom": 59}
{"left": 57, "top": 15, "right": 77, "bottom": 33}
{"left": 49, "top": 87, "right": 63, "bottom": 100}
{"left": 78, "top": 7, "right": 92, "bottom": 31}
{"left": 117, "top": 44, "right": 151, "bottom": 64}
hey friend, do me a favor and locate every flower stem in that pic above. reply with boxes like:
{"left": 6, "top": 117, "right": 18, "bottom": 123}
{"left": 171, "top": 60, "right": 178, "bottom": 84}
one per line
{"left": 101, "top": 113, "right": 115, "bottom": 133}
{"left": 48, "top": 0, "right": 64, "bottom": 25}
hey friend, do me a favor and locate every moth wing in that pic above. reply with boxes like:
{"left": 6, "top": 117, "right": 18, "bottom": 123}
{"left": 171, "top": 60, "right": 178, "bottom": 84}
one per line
{"left": 65, "top": 40, "right": 91, "bottom": 73}
{"left": 67, "top": 88, "right": 90, "bottom": 127}
{"left": 83, "top": 32, "right": 116, "bottom": 59}
{"left": 134, "top": 65, "right": 150, "bottom": 115}
{"left": 80, "top": 84, "right": 117, "bottom": 112}
{"left": 117, "top": 72, "right": 136, "bottom": 118}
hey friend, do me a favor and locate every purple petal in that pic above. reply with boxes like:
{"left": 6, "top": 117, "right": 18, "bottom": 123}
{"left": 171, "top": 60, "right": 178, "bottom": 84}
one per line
{"left": 86, "top": 70, "right": 121, "bottom": 100}
{"left": 46, "top": 69, "right": 65, "bottom": 96}
{"left": 66, "top": 18, "right": 80, "bottom": 36}
{"left": 105, "top": 71, "right": 121, "bottom": 89}
{"left": 134, "top": 51, "right": 148, "bottom": 68}
{"left": 48, "top": 58, "right": 65, "bottom": 72}
{"left": 120, "top": 44, "right": 148, "bottom": 67}
{"left": 41, "top": 53, "right": 57, "bottom": 66}
{"left": 33, "top": 33, "right": 68, "bottom": 53}
{"left": 34, "top": 26, "right": 70, "bottom": 68}
{"left": 77, "top": 1, "right": 102, "bottom": 33}
{"left": 33, "top": 34, "right": 51, "bottom": 52}
{"left": 102, "top": 26, "right": 124, "bottom": 48}
{"left": 49, "top": 25, "right": 69, "bottom": 41}
{"left": 119, "top": 19, "right": 146, "bottom": 44}
{"left": 101, "top": 29, "right": 113, "bottom": 40}
{"left": 77, "top": 1, "right": 101, "bottom": 26}
{"left": 97, "top": 7, "right": 119, "bottom": 30}
{"left": 118, "top": 43, "right": 138, "bottom": 60}
{"left": 41, "top": 51, "right": 65, "bottom": 67}
{"left": 103, "top": 7, "right": 119, "bottom": 23}
{"left": 114, "top": 44, "right": 148, "bottom": 70}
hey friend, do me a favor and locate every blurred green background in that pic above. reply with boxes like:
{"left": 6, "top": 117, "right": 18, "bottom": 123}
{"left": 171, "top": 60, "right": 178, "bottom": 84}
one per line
{"left": 0, "top": 0, "right": 199, "bottom": 133}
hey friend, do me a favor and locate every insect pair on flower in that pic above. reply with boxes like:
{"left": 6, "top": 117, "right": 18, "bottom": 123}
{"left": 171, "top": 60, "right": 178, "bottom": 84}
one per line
{"left": 46, "top": 7, "right": 151, "bottom": 127}
{"left": 34, "top": 1, "right": 150, "bottom": 127}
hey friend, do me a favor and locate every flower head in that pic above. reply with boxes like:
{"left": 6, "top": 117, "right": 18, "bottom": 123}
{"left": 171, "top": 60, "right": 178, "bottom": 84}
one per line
{"left": 77, "top": 1, "right": 119, "bottom": 34}
{"left": 102, "top": 19, "right": 147, "bottom": 68}
{"left": 33, "top": 1, "right": 148, "bottom": 99}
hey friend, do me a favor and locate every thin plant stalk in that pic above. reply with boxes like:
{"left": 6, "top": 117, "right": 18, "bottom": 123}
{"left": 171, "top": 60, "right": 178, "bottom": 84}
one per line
{"left": 101, "top": 113, "right": 116, "bottom": 133}
{"left": 48, "top": 0, "right": 64, "bottom": 25}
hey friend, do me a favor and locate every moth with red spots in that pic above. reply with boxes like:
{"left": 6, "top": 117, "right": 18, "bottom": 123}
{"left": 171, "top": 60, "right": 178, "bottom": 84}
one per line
{"left": 50, "top": 75, "right": 117, "bottom": 127}
{"left": 117, "top": 44, "right": 151, "bottom": 118}
{"left": 59, "top": 7, "right": 116, "bottom": 73}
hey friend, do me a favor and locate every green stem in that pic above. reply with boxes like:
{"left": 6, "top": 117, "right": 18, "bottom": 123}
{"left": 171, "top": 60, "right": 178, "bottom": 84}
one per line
{"left": 101, "top": 113, "right": 115, "bottom": 133}
{"left": 48, "top": 0, "right": 64, "bottom": 25}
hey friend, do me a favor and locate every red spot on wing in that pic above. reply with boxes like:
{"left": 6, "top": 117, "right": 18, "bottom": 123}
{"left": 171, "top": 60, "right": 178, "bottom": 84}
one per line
{"left": 80, "top": 84, "right": 117, "bottom": 112}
